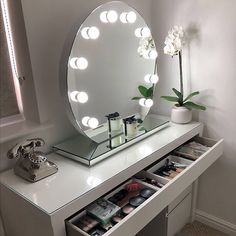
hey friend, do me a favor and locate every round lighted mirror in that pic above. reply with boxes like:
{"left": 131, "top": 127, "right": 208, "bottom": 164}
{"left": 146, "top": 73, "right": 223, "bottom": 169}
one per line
{"left": 61, "top": 1, "right": 159, "bottom": 142}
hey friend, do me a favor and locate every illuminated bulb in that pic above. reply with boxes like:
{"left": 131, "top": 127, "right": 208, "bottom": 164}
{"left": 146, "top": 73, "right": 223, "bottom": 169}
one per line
{"left": 81, "top": 27, "right": 90, "bottom": 39}
{"left": 100, "top": 10, "right": 118, "bottom": 23}
{"left": 120, "top": 11, "right": 136, "bottom": 24}
{"left": 135, "top": 27, "right": 151, "bottom": 38}
{"left": 88, "top": 118, "right": 99, "bottom": 129}
{"left": 100, "top": 11, "right": 108, "bottom": 23}
{"left": 126, "top": 11, "right": 136, "bottom": 23}
{"left": 70, "top": 91, "right": 88, "bottom": 103}
{"left": 145, "top": 98, "right": 154, "bottom": 107}
{"left": 107, "top": 10, "right": 118, "bottom": 23}
{"left": 144, "top": 74, "right": 159, "bottom": 84}
{"left": 69, "top": 57, "right": 88, "bottom": 70}
{"left": 81, "top": 26, "right": 100, "bottom": 39}
{"left": 139, "top": 98, "right": 146, "bottom": 107}
{"left": 120, "top": 12, "right": 128, "bottom": 23}
{"left": 139, "top": 98, "right": 154, "bottom": 107}
{"left": 149, "top": 49, "right": 158, "bottom": 59}
{"left": 82, "top": 116, "right": 90, "bottom": 127}
{"left": 82, "top": 116, "right": 99, "bottom": 129}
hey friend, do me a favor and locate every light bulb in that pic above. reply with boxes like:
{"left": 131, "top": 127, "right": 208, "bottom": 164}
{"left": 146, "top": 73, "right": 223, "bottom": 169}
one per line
{"left": 149, "top": 49, "right": 158, "bottom": 59}
{"left": 82, "top": 116, "right": 90, "bottom": 127}
{"left": 77, "top": 91, "right": 88, "bottom": 103}
{"left": 88, "top": 118, "right": 99, "bottom": 129}
{"left": 145, "top": 99, "right": 153, "bottom": 107}
{"left": 82, "top": 116, "right": 99, "bottom": 129}
{"left": 107, "top": 10, "right": 118, "bottom": 23}
{"left": 120, "top": 12, "right": 128, "bottom": 23}
{"left": 120, "top": 11, "right": 136, "bottom": 24}
{"left": 135, "top": 27, "right": 151, "bottom": 38}
{"left": 81, "top": 26, "right": 100, "bottom": 39}
{"left": 81, "top": 27, "right": 90, "bottom": 39}
{"left": 88, "top": 26, "right": 100, "bottom": 39}
{"left": 139, "top": 98, "right": 146, "bottom": 106}
{"left": 100, "top": 11, "right": 108, "bottom": 23}
{"left": 69, "top": 57, "right": 88, "bottom": 70}
{"left": 126, "top": 11, "right": 136, "bottom": 23}
{"left": 144, "top": 74, "right": 159, "bottom": 84}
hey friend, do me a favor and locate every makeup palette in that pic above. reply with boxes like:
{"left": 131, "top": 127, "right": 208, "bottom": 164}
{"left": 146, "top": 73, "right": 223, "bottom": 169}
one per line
{"left": 140, "top": 188, "right": 155, "bottom": 199}
{"left": 129, "top": 196, "right": 146, "bottom": 207}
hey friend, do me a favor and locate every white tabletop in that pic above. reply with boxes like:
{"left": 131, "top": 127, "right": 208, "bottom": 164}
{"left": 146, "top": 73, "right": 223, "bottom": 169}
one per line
{"left": 0, "top": 121, "right": 203, "bottom": 214}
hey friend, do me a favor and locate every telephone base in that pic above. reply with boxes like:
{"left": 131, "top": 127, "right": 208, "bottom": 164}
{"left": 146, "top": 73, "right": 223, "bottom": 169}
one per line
{"left": 14, "top": 160, "right": 58, "bottom": 183}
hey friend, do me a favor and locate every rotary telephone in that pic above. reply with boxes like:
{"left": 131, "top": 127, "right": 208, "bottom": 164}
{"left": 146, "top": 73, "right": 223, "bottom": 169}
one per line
{"left": 7, "top": 138, "right": 58, "bottom": 182}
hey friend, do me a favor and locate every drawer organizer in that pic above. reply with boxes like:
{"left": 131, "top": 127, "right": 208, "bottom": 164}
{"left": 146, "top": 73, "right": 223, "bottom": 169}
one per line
{"left": 66, "top": 136, "right": 223, "bottom": 236}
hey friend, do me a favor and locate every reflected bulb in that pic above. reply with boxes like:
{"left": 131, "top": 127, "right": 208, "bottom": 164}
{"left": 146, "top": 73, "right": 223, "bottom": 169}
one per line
{"left": 144, "top": 74, "right": 159, "bottom": 84}
{"left": 88, "top": 118, "right": 99, "bottom": 129}
{"left": 127, "top": 11, "right": 136, "bottom": 23}
{"left": 82, "top": 116, "right": 90, "bottom": 127}
{"left": 139, "top": 98, "right": 146, "bottom": 107}
{"left": 100, "top": 11, "right": 108, "bottom": 23}
{"left": 88, "top": 26, "right": 100, "bottom": 39}
{"left": 107, "top": 10, "right": 118, "bottom": 23}
{"left": 81, "top": 27, "right": 90, "bottom": 39}
{"left": 69, "top": 57, "right": 88, "bottom": 70}
{"left": 120, "top": 12, "right": 128, "bottom": 23}
{"left": 149, "top": 49, "right": 158, "bottom": 59}
{"left": 135, "top": 27, "right": 151, "bottom": 38}
{"left": 145, "top": 99, "right": 153, "bottom": 108}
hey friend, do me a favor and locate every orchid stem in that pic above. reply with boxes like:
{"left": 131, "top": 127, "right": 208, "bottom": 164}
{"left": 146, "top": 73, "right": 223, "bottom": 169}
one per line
{"left": 178, "top": 51, "right": 184, "bottom": 97}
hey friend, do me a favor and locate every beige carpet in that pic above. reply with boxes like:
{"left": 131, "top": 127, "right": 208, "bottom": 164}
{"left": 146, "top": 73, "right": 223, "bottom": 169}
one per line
{"left": 176, "top": 221, "right": 228, "bottom": 236}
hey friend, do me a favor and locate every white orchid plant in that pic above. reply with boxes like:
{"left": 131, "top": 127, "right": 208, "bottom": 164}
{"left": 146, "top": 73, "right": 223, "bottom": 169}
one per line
{"left": 161, "top": 26, "right": 206, "bottom": 111}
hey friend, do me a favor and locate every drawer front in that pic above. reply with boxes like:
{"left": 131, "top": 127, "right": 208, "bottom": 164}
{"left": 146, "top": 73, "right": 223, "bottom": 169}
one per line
{"left": 66, "top": 137, "right": 223, "bottom": 236}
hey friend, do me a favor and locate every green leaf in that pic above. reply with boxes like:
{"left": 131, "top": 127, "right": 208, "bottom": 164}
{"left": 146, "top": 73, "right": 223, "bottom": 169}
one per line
{"left": 138, "top": 85, "right": 148, "bottom": 97}
{"left": 183, "top": 91, "right": 200, "bottom": 102}
{"left": 161, "top": 96, "right": 179, "bottom": 102}
{"left": 146, "top": 86, "right": 154, "bottom": 98}
{"left": 183, "top": 101, "right": 206, "bottom": 111}
{"left": 172, "top": 88, "right": 183, "bottom": 103}
{"left": 132, "top": 97, "right": 142, "bottom": 100}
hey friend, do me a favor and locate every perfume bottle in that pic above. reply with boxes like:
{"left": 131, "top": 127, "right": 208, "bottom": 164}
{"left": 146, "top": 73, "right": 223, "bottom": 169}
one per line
{"left": 105, "top": 112, "right": 122, "bottom": 133}
{"left": 123, "top": 115, "right": 138, "bottom": 138}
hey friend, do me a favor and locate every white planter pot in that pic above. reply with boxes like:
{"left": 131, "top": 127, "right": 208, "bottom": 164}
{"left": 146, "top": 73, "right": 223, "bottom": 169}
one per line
{"left": 171, "top": 106, "right": 192, "bottom": 124}
{"left": 139, "top": 106, "right": 150, "bottom": 119}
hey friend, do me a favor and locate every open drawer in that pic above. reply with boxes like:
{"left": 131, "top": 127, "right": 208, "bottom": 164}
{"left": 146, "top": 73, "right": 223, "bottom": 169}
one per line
{"left": 66, "top": 136, "right": 223, "bottom": 236}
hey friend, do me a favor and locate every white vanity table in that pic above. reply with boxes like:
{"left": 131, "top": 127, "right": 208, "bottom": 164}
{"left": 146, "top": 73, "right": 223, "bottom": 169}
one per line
{"left": 0, "top": 120, "right": 223, "bottom": 236}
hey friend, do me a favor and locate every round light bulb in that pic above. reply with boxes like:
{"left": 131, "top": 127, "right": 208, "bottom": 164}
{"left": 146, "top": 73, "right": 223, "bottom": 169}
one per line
{"left": 69, "top": 57, "right": 79, "bottom": 69}
{"left": 139, "top": 98, "right": 146, "bottom": 106}
{"left": 120, "top": 12, "right": 128, "bottom": 23}
{"left": 81, "top": 27, "right": 90, "bottom": 39}
{"left": 142, "top": 27, "right": 151, "bottom": 37}
{"left": 135, "top": 28, "right": 142, "bottom": 38}
{"left": 149, "top": 49, "right": 158, "bottom": 59}
{"left": 107, "top": 10, "right": 118, "bottom": 23}
{"left": 77, "top": 91, "right": 88, "bottom": 103}
{"left": 100, "top": 11, "right": 108, "bottom": 23}
{"left": 127, "top": 11, "right": 136, "bottom": 23}
{"left": 82, "top": 116, "right": 90, "bottom": 127}
{"left": 88, "top": 26, "right": 100, "bottom": 39}
{"left": 150, "top": 74, "right": 159, "bottom": 84}
{"left": 88, "top": 117, "right": 99, "bottom": 129}
{"left": 76, "top": 57, "right": 88, "bottom": 70}
{"left": 70, "top": 91, "right": 79, "bottom": 102}
{"left": 144, "top": 74, "right": 152, "bottom": 83}
{"left": 145, "top": 99, "right": 154, "bottom": 108}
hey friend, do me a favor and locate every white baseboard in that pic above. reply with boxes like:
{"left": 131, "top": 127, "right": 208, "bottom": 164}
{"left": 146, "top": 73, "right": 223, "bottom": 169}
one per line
{"left": 195, "top": 209, "right": 236, "bottom": 236}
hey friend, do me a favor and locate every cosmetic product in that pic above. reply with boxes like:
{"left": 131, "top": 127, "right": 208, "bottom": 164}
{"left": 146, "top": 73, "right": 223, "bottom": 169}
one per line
{"left": 129, "top": 196, "right": 146, "bottom": 207}
{"left": 123, "top": 115, "right": 138, "bottom": 138}
{"left": 112, "top": 215, "right": 123, "bottom": 224}
{"left": 108, "top": 189, "right": 128, "bottom": 204}
{"left": 89, "top": 228, "right": 106, "bottom": 236}
{"left": 87, "top": 199, "right": 120, "bottom": 225}
{"left": 140, "top": 188, "right": 155, "bottom": 199}
{"left": 173, "top": 146, "right": 205, "bottom": 160}
{"left": 122, "top": 205, "right": 135, "bottom": 215}
{"left": 105, "top": 112, "right": 122, "bottom": 133}
{"left": 144, "top": 178, "right": 165, "bottom": 188}
{"left": 125, "top": 183, "right": 141, "bottom": 192}
{"left": 74, "top": 215, "right": 99, "bottom": 232}
{"left": 100, "top": 222, "right": 113, "bottom": 231}
{"left": 115, "top": 189, "right": 140, "bottom": 207}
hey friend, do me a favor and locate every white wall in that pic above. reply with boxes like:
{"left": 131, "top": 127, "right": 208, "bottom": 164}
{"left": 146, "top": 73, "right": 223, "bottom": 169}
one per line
{"left": 151, "top": 0, "right": 236, "bottom": 226}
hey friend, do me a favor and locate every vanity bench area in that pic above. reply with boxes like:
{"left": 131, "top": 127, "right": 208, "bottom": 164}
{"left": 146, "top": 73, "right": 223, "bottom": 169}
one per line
{"left": 0, "top": 120, "right": 223, "bottom": 236}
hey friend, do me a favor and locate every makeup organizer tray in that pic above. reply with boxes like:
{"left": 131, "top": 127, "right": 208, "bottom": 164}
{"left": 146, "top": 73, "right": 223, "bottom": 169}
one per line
{"left": 66, "top": 179, "right": 157, "bottom": 236}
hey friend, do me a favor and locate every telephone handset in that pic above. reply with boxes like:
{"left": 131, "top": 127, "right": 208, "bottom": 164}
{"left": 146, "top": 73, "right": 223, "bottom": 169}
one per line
{"left": 8, "top": 138, "right": 58, "bottom": 182}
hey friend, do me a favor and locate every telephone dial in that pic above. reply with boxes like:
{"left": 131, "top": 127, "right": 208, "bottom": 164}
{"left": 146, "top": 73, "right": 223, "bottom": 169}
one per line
{"left": 7, "top": 138, "right": 58, "bottom": 182}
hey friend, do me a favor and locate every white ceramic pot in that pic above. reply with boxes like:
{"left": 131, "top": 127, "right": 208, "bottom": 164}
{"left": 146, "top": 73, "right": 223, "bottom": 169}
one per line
{"left": 171, "top": 106, "right": 192, "bottom": 124}
{"left": 139, "top": 106, "right": 150, "bottom": 119}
